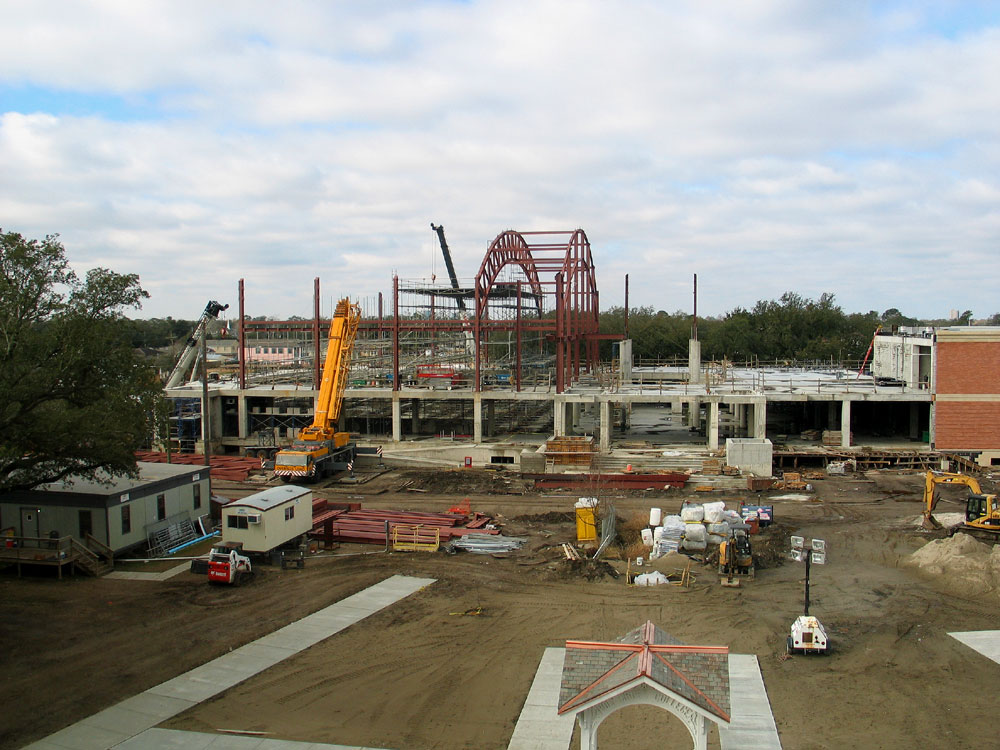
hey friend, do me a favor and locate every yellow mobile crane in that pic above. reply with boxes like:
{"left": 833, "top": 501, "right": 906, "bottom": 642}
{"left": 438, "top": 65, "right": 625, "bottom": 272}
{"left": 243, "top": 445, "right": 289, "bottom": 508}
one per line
{"left": 922, "top": 470, "right": 1000, "bottom": 541}
{"left": 274, "top": 298, "right": 362, "bottom": 481}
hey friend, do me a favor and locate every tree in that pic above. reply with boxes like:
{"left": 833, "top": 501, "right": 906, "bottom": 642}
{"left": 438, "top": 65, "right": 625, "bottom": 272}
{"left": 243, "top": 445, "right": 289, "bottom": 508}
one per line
{"left": 0, "top": 231, "right": 164, "bottom": 492}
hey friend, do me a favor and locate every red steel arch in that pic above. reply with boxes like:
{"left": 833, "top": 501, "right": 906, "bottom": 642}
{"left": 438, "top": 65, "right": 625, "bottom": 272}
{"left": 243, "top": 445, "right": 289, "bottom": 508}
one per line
{"left": 474, "top": 229, "right": 601, "bottom": 392}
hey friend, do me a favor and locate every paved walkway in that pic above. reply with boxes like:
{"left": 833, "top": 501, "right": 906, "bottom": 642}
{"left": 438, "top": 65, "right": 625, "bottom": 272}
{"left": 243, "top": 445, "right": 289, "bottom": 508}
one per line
{"left": 105, "top": 562, "right": 191, "bottom": 581}
{"left": 719, "top": 654, "right": 782, "bottom": 750}
{"left": 115, "top": 728, "right": 389, "bottom": 749}
{"left": 949, "top": 630, "right": 1000, "bottom": 664}
{"left": 22, "top": 575, "right": 435, "bottom": 750}
{"left": 507, "top": 648, "right": 576, "bottom": 750}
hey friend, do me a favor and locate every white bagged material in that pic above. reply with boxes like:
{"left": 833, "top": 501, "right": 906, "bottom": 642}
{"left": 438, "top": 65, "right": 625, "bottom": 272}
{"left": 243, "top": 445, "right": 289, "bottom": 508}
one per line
{"left": 707, "top": 522, "right": 729, "bottom": 536}
{"left": 723, "top": 510, "right": 742, "bottom": 524}
{"left": 662, "top": 514, "right": 684, "bottom": 529}
{"left": 682, "top": 523, "right": 706, "bottom": 542}
{"left": 634, "top": 571, "right": 670, "bottom": 586}
{"left": 640, "top": 528, "right": 654, "bottom": 546}
{"left": 653, "top": 539, "right": 678, "bottom": 558}
{"left": 680, "top": 538, "right": 707, "bottom": 551}
{"left": 707, "top": 533, "right": 727, "bottom": 545}
{"left": 680, "top": 504, "right": 705, "bottom": 522}
{"left": 575, "top": 497, "right": 599, "bottom": 508}
{"left": 703, "top": 501, "right": 726, "bottom": 523}
{"left": 649, "top": 507, "right": 662, "bottom": 526}
{"left": 653, "top": 526, "right": 665, "bottom": 542}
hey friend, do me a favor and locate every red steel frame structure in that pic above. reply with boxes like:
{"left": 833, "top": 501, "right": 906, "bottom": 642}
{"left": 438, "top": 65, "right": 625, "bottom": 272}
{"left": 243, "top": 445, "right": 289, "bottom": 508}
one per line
{"left": 236, "top": 228, "right": 609, "bottom": 394}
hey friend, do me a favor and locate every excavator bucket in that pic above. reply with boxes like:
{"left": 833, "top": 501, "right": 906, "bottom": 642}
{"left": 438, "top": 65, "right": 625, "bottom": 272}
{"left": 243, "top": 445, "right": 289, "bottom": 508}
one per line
{"left": 921, "top": 514, "right": 943, "bottom": 531}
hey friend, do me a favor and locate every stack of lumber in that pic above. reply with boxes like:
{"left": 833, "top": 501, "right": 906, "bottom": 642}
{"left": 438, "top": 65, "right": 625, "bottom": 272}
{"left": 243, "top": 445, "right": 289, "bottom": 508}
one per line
{"left": 543, "top": 436, "right": 595, "bottom": 467}
{"left": 701, "top": 458, "right": 722, "bottom": 475}
{"left": 135, "top": 451, "right": 261, "bottom": 481}
{"left": 822, "top": 430, "right": 851, "bottom": 446}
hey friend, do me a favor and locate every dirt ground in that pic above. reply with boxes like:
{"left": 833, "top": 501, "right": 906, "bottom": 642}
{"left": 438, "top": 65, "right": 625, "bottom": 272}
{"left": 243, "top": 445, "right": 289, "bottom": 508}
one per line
{"left": 2, "top": 469, "right": 999, "bottom": 750}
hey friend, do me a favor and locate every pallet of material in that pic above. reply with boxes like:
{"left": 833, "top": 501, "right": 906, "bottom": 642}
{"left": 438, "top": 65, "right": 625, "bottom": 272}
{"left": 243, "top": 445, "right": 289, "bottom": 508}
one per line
{"left": 701, "top": 459, "right": 722, "bottom": 476}
{"left": 543, "top": 436, "right": 595, "bottom": 466}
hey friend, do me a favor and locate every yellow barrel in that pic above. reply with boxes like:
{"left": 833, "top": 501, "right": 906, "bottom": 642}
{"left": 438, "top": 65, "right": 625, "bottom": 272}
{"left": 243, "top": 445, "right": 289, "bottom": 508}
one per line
{"left": 576, "top": 507, "right": 598, "bottom": 542}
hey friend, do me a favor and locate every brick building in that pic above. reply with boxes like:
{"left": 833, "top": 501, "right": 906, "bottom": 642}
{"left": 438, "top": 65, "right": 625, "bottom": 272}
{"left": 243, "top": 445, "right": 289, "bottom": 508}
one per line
{"left": 934, "top": 327, "right": 1000, "bottom": 465}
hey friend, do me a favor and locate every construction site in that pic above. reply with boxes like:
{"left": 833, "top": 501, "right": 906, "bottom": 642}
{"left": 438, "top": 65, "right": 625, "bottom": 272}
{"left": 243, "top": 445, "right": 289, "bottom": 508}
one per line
{"left": 3, "top": 227, "right": 1000, "bottom": 750}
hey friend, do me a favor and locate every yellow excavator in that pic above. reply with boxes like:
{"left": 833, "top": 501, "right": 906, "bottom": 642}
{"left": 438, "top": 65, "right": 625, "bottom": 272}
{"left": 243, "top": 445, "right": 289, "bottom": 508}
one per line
{"left": 274, "top": 298, "right": 362, "bottom": 481}
{"left": 921, "top": 470, "right": 1000, "bottom": 542}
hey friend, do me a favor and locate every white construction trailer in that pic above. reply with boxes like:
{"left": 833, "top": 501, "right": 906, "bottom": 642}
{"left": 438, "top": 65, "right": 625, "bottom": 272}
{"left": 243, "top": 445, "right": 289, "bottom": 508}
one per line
{"left": 221, "top": 485, "right": 312, "bottom": 554}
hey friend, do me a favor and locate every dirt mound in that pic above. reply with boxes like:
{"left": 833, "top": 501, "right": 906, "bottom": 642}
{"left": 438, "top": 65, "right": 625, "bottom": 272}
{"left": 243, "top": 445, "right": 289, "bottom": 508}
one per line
{"left": 904, "top": 533, "right": 1000, "bottom": 599}
{"left": 555, "top": 559, "right": 619, "bottom": 580}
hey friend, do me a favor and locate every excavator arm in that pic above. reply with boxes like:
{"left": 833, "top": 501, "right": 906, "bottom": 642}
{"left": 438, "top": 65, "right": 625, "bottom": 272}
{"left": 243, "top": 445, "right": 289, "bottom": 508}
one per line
{"left": 922, "top": 471, "right": 983, "bottom": 530}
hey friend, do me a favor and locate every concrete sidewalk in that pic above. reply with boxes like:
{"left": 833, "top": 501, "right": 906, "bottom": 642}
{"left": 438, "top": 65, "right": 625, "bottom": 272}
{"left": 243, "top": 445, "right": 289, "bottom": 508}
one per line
{"left": 719, "top": 654, "right": 782, "bottom": 750}
{"left": 105, "top": 562, "right": 191, "bottom": 581}
{"left": 114, "top": 728, "right": 390, "bottom": 749}
{"left": 22, "top": 575, "right": 435, "bottom": 750}
{"left": 949, "top": 630, "right": 1000, "bottom": 664}
{"left": 507, "top": 648, "right": 576, "bottom": 750}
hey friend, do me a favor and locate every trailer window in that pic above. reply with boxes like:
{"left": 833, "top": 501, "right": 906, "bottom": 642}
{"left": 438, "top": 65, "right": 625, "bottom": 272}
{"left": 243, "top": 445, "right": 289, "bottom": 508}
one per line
{"left": 193, "top": 484, "right": 202, "bottom": 510}
{"left": 285, "top": 506, "right": 294, "bottom": 521}
{"left": 121, "top": 505, "right": 131, "bottom": 535}
{"left": 228, "top": 516, "right": 249, "bottom": 530}
{"left": 156, "top": 494, "right": 166, "bottom": 521}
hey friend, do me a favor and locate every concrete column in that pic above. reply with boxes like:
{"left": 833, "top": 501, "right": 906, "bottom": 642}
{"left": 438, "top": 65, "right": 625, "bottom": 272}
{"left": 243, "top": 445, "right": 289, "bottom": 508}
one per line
{"left": 619, "top": 339, "right": 633, "bottom": 383}
{"left": 688, "top": 338, "right": 702, "bottom": 384}
{"left": 840, "top": 399, "right": 851, "bottom": 448}
{"left": 928, "top": 403, "right": 935, "bottom": 446}
{"left": 473, "top": 393, "right": 483, "bottom": 443}
{"left": 671, "top": 400, "right": 683, "bottom": 418}
{"left": 553, "top": 399, "right": 566, "bottom": 437}
{"left": 737, "top": 403, "right": 747, "bottom": 431}
{"left": 600, "top": 400, "right": 611, "bottom": 452}
{"left": 410, "top": 398, "right": 421, "bottom": 435}
{"left": 486, "top": 399, "right": 496, "bottom": 437}
{"left": 237, "top": 394, "right": 248, "bottom": 439}
{"left": 753, "top": 399, "right": 767, "bottom": 439}
{"left": 708, "top": 401, "right": 720, "bottom": 451}
{"left": 689, "top": 398, "right": 702, "bottom": 430}
{"left": 909, "top": 402, "right": 920, "bottom": 440}
{"left": 828, "top": 401, "right": 838, "bottom": 430}
{"left": 570, "top": 402, "right": 581, "bottom": 433}
{"left": 391, "top": 394, "right": 401, "bottom": 442}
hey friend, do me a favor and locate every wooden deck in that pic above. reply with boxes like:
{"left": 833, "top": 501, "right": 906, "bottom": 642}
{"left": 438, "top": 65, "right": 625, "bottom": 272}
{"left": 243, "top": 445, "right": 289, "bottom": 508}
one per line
{"left": 0, "top": 534, "right": 112, "bottom": 578}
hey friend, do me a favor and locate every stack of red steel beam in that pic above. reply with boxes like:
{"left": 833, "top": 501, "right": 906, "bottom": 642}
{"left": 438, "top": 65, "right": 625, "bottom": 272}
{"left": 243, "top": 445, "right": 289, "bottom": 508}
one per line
{"left": 310, "top": 506, "right": 497, "bottom": 545}
{"left": 135, "top": 451, "right": 262, "bottom": 481}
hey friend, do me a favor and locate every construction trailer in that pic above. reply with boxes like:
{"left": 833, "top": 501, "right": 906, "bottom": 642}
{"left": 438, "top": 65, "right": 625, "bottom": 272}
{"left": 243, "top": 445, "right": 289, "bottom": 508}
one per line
{"left": 221, "top": 485, "right": 312, "bottom": 554}
{"left": 0, "top": 462, "right": 210, "bottom": 556}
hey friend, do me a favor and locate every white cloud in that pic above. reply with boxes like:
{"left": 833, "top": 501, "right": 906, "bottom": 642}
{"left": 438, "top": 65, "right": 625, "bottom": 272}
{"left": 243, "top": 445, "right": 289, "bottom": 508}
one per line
{"left": 0, "top": 1, "right": 998, "bottom": 320}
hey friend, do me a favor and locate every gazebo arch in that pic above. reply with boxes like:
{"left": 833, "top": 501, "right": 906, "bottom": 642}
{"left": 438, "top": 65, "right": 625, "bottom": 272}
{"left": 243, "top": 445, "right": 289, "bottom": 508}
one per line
{"left": 559, "top": 621, "right": 731, "bottom": 750}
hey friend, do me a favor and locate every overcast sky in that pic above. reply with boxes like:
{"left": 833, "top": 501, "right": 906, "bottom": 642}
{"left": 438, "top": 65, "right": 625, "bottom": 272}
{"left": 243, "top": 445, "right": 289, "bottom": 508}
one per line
{"left": 1, "top": 1, "right": 998, "bottom": 322}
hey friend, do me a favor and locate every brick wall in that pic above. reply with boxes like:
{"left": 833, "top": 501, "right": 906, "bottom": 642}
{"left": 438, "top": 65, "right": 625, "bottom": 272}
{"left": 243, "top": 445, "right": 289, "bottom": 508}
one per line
{"left": 936, "top": 342, "right": 1000, "bottom": 394}
{"left": 935, "top": 402, "right": 1000, "bottom": 450}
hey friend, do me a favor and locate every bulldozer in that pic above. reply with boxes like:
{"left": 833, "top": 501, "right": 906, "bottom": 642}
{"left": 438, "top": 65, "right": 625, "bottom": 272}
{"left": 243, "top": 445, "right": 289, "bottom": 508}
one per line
{"left": 921, "top": 470, "right": 1000, "bottom": 543}
{"left": 718, "top": 528, "right": 754, "bottom": 586}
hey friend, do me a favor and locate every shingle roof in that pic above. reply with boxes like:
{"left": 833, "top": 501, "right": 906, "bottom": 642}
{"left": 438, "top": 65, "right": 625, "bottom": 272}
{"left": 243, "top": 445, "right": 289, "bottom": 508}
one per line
{"left": 558, "top": 620, "right": 730, "bottom": 722}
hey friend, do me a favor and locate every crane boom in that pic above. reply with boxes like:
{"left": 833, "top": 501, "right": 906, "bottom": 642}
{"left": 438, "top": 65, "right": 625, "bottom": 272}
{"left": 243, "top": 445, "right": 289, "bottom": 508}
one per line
{"left": 299, "top": 298, "right": 361, "bottom": 442}
{"left": 165, "top": 300, "right": 229, "bottom": 388}
{"left": 430, "top": 223, "right": 466, "bottom": 311}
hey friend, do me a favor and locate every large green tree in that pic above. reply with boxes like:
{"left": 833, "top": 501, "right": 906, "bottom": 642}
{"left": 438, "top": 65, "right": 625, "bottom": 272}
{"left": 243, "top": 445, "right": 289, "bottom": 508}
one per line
{"left": 0, "top": 230, "right": 163, "bottom": 492}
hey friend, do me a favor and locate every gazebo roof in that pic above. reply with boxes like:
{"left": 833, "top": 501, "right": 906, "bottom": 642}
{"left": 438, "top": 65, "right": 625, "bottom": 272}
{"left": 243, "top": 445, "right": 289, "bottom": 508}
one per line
{"left": 558, "top": 621, "right": 730, "bottom": 722}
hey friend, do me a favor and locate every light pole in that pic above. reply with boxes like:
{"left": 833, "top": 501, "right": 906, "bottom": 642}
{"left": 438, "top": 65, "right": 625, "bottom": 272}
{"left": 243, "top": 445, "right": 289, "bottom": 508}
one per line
{"left": 787, "top": 535, "right": 829, "bottom": 654}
